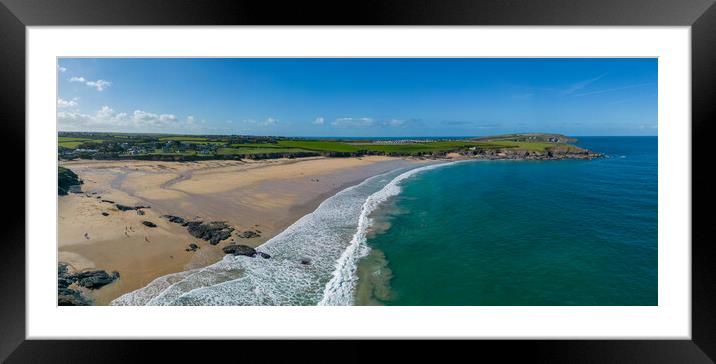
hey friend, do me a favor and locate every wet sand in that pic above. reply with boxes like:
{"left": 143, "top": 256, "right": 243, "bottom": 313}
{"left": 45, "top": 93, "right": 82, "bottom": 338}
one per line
{"left": 58, "top": 156, "right": 415, "bottom": 304}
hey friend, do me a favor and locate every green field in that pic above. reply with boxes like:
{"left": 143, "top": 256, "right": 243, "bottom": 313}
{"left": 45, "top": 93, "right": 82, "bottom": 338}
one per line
{"left": 216, "top": 147, "right": 315, "bottom": 155}
{"left": 58, "top": 137, "right": 100, "bottom": 149}
{"left": 158, "top": 136, "right": 226, "bottom": 145}
{"left": 274, "top": 140, "right": 558, "bottom": 154}
{"left": 158, "top": 136, "right": 210, "bottom": 142}
{"left": 58, "top": 132, "right": 579, "bottom": 160}
{"left": 276, "top": 140, "right": 360, "bottom": 152}
{"left": 484, "top": 141, "right": 573, "bottom": 152}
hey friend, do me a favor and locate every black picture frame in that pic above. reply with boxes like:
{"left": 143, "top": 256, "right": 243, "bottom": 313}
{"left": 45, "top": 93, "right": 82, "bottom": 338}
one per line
{"left": 1, "top": 0, "right": 713, "bottom": 362}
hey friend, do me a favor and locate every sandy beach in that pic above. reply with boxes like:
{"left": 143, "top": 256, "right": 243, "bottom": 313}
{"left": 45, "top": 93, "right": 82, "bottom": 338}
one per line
{"left": 58, "top": 156, "right": 416, "bottom": 305}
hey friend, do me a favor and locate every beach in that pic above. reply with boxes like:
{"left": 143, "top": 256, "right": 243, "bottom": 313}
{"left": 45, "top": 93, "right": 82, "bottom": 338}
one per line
{"left": 58, "top": 156, "right": 415, "bottom": 305}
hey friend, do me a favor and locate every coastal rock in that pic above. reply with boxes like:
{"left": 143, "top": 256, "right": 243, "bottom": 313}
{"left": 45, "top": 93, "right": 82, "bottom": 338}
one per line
{"left": 222, "top": 244, "right": 256, "bottom": 257}
{"left": 58, "top": 166, "right": 83, "bottom": 196}
{"left": 58, "top": 264, "right": 82, "bottom": 305}
{"left": 73, "top": 270, "right": 120, "bottom": 290}
{"left": 58, "top": 287, "right": 92, "bottom": 306}
{"left": 142, "top": 221, "right": 157, "bottom": 228}
{"left": 186, "top": 243, "right": 199, "bottom": 252}
{"left": 117, "top": 204, "right": 151, "bottom": 211}
{"left": 238, "top": 230, "right": 260, "bottom": 239}
{"left": 136, "top": 209, "right": 145, "bottom": 215}
{"left": 300, "top": 258, "right": 311, "bottom": 265}
{"left": 162, "top": 215, "right": 187, "bottom": 225}
{"left": 101, "top": 199, "right": 115, "bottom": 204}
{"left": 256, "top": 251, "right": 271, "bottom": 259}
{"left": 186, "top": 221, "right": 234, "bottom": 245}
{"left": 101, "top": 212, "right": 109, "bottom": 216}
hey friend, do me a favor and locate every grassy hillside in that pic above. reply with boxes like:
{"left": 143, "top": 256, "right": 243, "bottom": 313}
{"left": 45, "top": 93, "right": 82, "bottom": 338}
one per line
{"left": 58, "top": 132, "right": 590, "bottom": 160}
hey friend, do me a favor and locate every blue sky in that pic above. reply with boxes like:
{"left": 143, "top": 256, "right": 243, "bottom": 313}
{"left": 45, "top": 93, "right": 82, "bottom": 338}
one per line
{"left": 57, "top": 58, "right": 657, "bottom": 137}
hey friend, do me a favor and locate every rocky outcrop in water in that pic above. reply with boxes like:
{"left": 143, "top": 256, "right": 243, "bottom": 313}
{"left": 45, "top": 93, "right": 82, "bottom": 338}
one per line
{"left": 221, "top": 244, "right": 270, "bottom": 259}
{"left": 461, "top": 145, "right": 603, "bottom": 161}
{"left": 185, "top": 221, "right": 234, "bottom": 245}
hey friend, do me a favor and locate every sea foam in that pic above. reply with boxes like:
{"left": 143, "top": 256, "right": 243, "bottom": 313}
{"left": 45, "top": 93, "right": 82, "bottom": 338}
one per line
{"left": 111, "top": 162, "right": 453, "bottom": 306}
{"left": 318, "top": 162, "right": 453, "bottom": 305}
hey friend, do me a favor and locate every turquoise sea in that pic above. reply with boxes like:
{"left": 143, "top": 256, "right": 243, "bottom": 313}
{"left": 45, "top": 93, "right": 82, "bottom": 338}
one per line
{"left": 113, "top": 137, "right": 657, "bottom": 306}
{"left": 358, "top": 137, "right": 657, "bottom": 306}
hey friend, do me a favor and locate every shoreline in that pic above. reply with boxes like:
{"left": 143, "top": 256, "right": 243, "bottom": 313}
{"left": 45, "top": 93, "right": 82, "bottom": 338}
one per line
{"left": 58, "top": 156, "right": 421, "bottom": 305}
{"left": 58, "top": 153, "right": 600, "bottom": 305}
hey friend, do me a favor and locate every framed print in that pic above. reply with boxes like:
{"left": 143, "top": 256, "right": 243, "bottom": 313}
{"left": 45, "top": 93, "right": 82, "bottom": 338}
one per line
{"left": 1, "top": 0, "right": 715, "bottom": 362}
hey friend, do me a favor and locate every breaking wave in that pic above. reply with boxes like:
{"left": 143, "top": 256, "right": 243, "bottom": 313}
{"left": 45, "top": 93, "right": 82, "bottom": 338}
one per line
{"left": 111, "top": 162, "right": 454, "bottom": 306}
{"left": 318, "top": 162, "right": 453, "bottom": 305}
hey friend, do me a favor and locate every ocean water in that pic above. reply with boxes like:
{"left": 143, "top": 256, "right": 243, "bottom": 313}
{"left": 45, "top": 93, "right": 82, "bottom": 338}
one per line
{"left": 113, "top": 136, "right": 657, "bottom": 306}
{"left": 358, "top": 137, "right": 657, "bottom": 305}
{"left": 111, "top": 163, "right": 449, "bottom": 305}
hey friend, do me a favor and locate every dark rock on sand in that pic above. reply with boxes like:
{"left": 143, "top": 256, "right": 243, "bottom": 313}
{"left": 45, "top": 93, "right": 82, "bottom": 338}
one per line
{"left": 238, "top": 230, "right": 261, "bottom": 239}
{"left": 117, "top": 204, "right": 151, "bottom": 211}
{"left": 72, "top": 270, "right": 120, "bottom": 290}
{"left": 101, "top": 212, "right": 109, "bottom": 216}
{"left": 142, "top": 221, "right": 157, "bottom": 228}
{"left": 222, "top": 244, "right": 256, "bottom": 257}
{"left": 58, "top": 166, "right": 82, "bottom": 196}
{"left": 136, "top": 209, "right": 145, "bottom": 215}
{"left": 162, "top": 215, "right": 187, "bottom": 225}
{"left": 59, "top": 263, "right": 120, "bottom": 293}
{"left": 58, "top": 287, "right": 93, "bottom": 306}
{"left": 101, "top": 199, "right": 115, "bottom": 204}
{"left": 256, "top": 251, "right": 271, "bottom": 259}
{"left": 186, "top": 243, "right": 199, "bottom": 252}
{"left": 186, "top": 221, "right": 234, "bottom": 245}
{"left": 57, "top": 263, "right": 92, "bottom": 305}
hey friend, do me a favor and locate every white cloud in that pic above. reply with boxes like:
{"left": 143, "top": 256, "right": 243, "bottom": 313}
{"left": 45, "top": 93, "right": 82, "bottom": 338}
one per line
{"left": 313, "top": 117, "right": 325, "bottom": 125}
{"left": 57, "top": 65, "right": 67, "bottom": 72}
{"left": 69, "top": 76, "right": 112, "bottom": 91}
{"left": 331, "top": 117, "right": 375, "bottom": 127}
{"left": 86, "top": 79, "right": 112, "bottom": 91}
{"left": 57, "top": 97, "right": 78, "bottom": 108}
{"left": 243, "top": 117, "right": 278, "bottom": 127}
{"left": 58, "top": 106, "right": 193, "bottom": 133}
{"left": 262, "top": 117, "right": 278, "bottom": 126}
